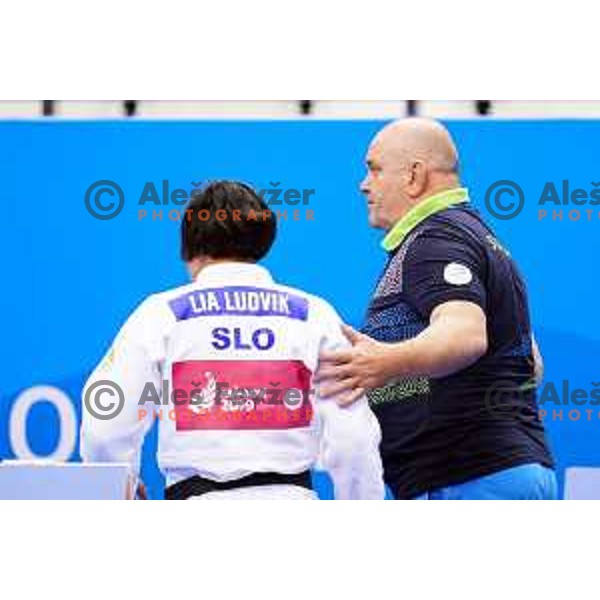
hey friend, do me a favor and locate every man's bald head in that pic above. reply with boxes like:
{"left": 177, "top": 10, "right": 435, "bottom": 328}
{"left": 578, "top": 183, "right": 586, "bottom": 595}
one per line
{"left": 373, "top": 118, "right": 458, "bottom": 173}
{"left": 361, "top": 118, "right": 461, "bottom": 230}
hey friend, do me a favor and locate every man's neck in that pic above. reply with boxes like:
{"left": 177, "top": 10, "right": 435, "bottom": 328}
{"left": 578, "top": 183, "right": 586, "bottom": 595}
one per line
{"left": 415, "top": 178, "right": 461, "bottom": 207}
{"left": 381, "top": 184, "right": 468, "bottom": 252}
{"left": 395, "top": 179, "right": 462, "bottom": 227}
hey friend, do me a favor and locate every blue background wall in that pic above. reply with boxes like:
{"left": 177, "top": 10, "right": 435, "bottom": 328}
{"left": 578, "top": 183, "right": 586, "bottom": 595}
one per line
{"left": 1, "top": 120, "right": 598, "bottom": 498}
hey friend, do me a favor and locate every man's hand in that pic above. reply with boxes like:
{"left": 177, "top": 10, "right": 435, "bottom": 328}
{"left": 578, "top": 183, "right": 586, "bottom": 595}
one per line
{"left": 315, "top": 301, "right": 488, "bottom": 407}
{"left": 315, "top": 325, "right": 394, "bottom": 406}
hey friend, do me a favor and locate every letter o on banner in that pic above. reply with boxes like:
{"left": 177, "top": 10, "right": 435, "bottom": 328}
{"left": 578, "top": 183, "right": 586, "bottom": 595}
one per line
{"left": 9, "top": 386, "right": 77, "bottom": 461}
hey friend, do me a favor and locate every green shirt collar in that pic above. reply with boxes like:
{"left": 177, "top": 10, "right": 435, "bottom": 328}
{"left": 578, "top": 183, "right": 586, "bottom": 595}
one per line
{"left": 381, "top": 187, "right": 470, "bottom": 252}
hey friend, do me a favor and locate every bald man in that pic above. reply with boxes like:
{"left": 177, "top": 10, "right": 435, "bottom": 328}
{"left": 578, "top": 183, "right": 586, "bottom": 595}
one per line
{"left": 317, "top": 118, "right": 556, "bottom": 500}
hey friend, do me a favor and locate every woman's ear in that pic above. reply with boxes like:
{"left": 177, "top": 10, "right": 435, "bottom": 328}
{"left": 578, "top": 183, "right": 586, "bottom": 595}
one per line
{"left": 187, "top": 257, "right": 206, "bottom": 279}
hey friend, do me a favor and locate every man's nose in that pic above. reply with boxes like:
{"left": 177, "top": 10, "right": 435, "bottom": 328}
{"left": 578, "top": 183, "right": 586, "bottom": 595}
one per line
{"left": 360, "top": 177, "right": 370, "bottom": 195}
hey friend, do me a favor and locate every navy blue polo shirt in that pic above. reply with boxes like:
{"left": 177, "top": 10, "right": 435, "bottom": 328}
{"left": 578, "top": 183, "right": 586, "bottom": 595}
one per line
{"left": 363, "top": 188, "right": 554, "bottom": 499}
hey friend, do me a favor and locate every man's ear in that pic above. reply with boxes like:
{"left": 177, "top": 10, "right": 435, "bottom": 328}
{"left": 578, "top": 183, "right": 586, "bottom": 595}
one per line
{"left": 409, "top": 160, "right": 428, "bottom": 197}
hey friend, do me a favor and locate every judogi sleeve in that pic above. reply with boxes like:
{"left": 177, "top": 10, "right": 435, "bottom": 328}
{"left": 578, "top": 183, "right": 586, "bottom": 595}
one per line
{"left": 80, "top": 296, "right": 164, "bottom": 476}
{"left": 313, "top": 301, "right": 385, "bottom": 500}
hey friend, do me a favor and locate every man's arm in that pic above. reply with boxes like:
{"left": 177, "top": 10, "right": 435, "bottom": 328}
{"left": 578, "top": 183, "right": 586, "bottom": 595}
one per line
{"left": 80, "top": 297, "right": 161, "bottom": 477}
{"left": 317, "top": 225, "right": 490, "bottom": 405}
{"left": 316, "top": 300, "right": 487, "bottom": 405}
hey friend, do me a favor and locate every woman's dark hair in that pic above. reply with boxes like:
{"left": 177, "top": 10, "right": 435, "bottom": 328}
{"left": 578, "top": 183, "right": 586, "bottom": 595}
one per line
{"left": 181, "top": 180, "right": 276, "bottom": 262}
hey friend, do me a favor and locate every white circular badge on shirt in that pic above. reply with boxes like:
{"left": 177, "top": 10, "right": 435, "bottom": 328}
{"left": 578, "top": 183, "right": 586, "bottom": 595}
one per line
{"left": 443, "top": 262, "right": 473, "bottom": 286}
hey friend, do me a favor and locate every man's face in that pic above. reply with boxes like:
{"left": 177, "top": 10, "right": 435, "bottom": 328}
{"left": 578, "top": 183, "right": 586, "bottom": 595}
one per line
{"left": 360, "top": 139, "right": 413, "bottom": 230}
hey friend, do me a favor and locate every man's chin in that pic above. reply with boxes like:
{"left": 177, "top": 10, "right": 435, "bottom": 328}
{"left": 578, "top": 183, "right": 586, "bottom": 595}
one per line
{"left": 367, "top": 212, "right": 385, "bottom": 230}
